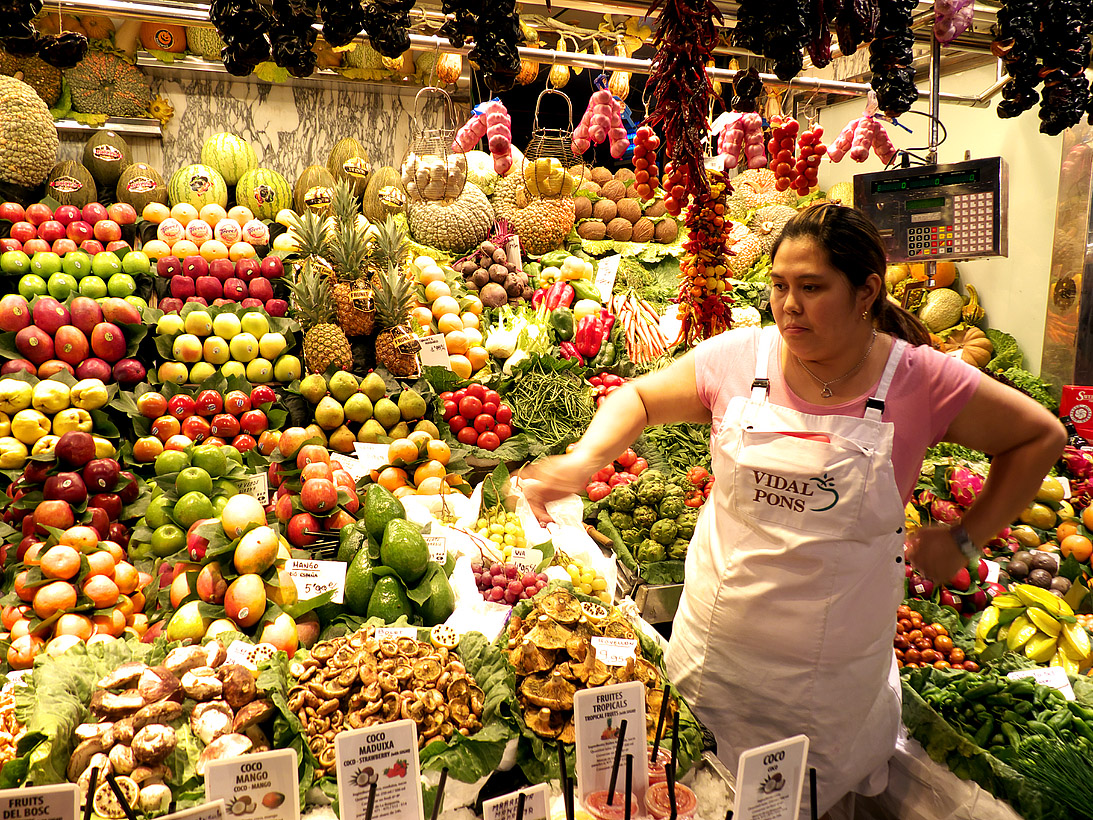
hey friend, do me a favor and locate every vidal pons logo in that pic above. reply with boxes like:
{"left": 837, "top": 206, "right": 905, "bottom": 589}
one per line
{"left": 751, "top": 471, "right": 839, "bottom": 512}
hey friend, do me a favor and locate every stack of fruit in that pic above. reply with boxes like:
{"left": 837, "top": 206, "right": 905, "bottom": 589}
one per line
{"left": 0, "top": 294, "right": 146, "bottom": 385}
{"left": 368, "top": 431, "right": 466, "bottom": 498}
{"left": 583, "top": 446, "right": 649, "bottom": 500}
{"left": 294, "top": 370, "right": 436, "bottom": 449}
{"left": 269, "top": 433, "right": 360, "bottom": 547}
{"left": 155, "top": 250, "right": 285, "bottom": 315}
{"left": 470, "top": 560, "right": 548, "bottom": 604}
{"left": 905, "top": 556, "right": 996, "bottom": 615}
{"left": 141, "top": 201, "right": 269, "bottom": 268}
{"left": 589, "top": 372, "right": 628, "bottom": 408}
{"left": 0, "top": 376, "right": 121, "bottom": 471}
{"left": 1, "top": 200, "right": 138, "bottom": 258}
{"left": 153, "top": 303, "right": 301, "bottom": 385}
{"left": 406, "top": 254, "right": 487, "bottom": 377}
{"left": 894, "top": 604, "right": 980, "bottom": 671}
{"left": 601, "top": 469, "right": 698, "bottom": 565}
{"left": 438, "top": 382, "right": 514, "bottom": 452}
{"left": 129, "top": 382, "right": 283, "bottom": 461}
{"left": 572, "top": 167, "right": 679, "bottom": 245}
{"left": 975, "top": 584, "right": 1093, "bottom": 673}
{"left": 452, "top": 238, "right": 533, "bottom": 309}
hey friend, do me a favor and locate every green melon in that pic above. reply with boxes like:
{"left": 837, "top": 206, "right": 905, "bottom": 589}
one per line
{"left": 293, "top": 165, "right": 336, "bottom": 216}
{"left": 200, "top": 132, "right": 258, "bottom": 186}
{"left": 117, "top": 162, "right": 167, "bottom": 212}
{"left": 361, "top": 165, "right": 405, "bottom": 223}
{"left": 327, "top": 137, "right": 371, "bottom": 198}
{"left": 82, "top": 130, "right": 132, "bottom": 186}
{"left": 46, "top": 161, "right": 96, "bottom": 208}
{"left": 184, "top": 26, "right": 224, "bottom": 60}
{"left": 235, "top": 168, "right": 291, "bottom": 220}
{"left": 168, "top": 163, "right": 228, "bottom": 209}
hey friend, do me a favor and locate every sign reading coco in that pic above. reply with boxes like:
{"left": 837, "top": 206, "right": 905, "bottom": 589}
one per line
{"left": 205, "top": 748, "right": 299, "bottom": 820}
{"left": 335, "top": 718, "right": 423, "bottom": 820}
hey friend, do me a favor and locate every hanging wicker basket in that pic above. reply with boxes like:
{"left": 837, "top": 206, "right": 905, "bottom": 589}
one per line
{"left": 522, "top": 88, "right": 584, "bottom": 201}
{"left": 401, "top": 86, "right": 467, "bottom": 203}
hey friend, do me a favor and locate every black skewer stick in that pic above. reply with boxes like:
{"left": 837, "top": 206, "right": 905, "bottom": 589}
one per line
{"left": 82, "top": 766, "right": 99, "bottom": 820}
{"left": 624, "top": 754, "right": 633, "bottom": 820}
{"left": 670, "top": 712, "right": 680, "bottom": 774}
{"left": 651, "top": 684, "right": 670, "bottom": 764}
{"left": 365, "top": 782, "right": 378, "bottom": 820}
{"left": 167, "top": 802, "right": 176, "bottom": 818}
{"left": 809, "top": 767, "right": 818, "bottom": 820}
{"left": 515, "top": 791, "right": 526, "bottom": 820}
{"left": 557, "top": 740, "right": 571, "bottom": 820}
{"left": 430, "top": 768, "right": 449, "bottom": 820}
{"left": 725, "top": 812, "right": 733, "bottom": 820}
{"left": 606, "top": 719, "right": 628, "bottom": 806}
{"left": 564, "top": 750, "right": 575, "bottom": 820}
{"left": 106, "top": 772, "right": 139, "bottom": 820}
{"left": 667, "top": 761, "right": 677, "bottom": 820}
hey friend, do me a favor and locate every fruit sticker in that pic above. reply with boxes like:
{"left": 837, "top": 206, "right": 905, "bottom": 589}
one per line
{"left": 343, "top": 157, "right": 371, "bottom": 179}
{"left": 251, "top": 184, "right": 275, "bottom": 205}
{"left": 92, "top": 144, "right": 124, "bottom": 162}
{"left": 49, "top": 176, "right": 84, "bottom": 194}
{"left": 190, "top": 174, "right": 213, "bottom": 194}
{"left": 127, "top": 176, "right": 157, "bottom": 193}
{"left": 335, "top": 719, "right": 424, "bottom": 820}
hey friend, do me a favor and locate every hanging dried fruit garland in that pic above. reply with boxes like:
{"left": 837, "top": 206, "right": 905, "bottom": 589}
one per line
{"left": 676, "top": 170, "right": 733, "bottom": 347}
{"left": 1, "top": 0, "right": 88, "bottom": 67}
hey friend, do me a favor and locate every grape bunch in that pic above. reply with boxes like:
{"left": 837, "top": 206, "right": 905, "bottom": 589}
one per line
{"left": 475, "top": 509, "right": 527, "bottom": 562}
{"left": 566, "top": 561, "right": 612, "bottom": 605}
{"left": 471, "top": 561, "right": 548, "bottom": 604}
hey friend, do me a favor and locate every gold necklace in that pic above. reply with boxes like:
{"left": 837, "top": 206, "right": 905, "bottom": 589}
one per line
{"left": 795, "top": 329, "right": 877, "bottom": 398}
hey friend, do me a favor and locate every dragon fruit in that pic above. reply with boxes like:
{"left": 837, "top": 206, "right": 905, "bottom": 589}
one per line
{"left": 930, "top": 499, "right": 962, "bottom": 525}
{"left": 1061, "top": 446, "right": 1093, "bottom": 479}
{"left": 947, "top": 465, "right": 984, "bottom": 507}
{"left": 917, "top": 489, "right": 938, "bottom": 507}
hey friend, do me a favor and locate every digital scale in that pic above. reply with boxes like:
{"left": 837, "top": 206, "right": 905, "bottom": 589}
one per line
{"left": 852, "top": 157, "right": 1009, "bottom": 264}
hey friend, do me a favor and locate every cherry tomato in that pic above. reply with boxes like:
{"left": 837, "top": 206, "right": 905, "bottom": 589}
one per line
{"left": 448, "top": 415, "right": 469, "bottom": 433}
{"left": 456, "top": 426, "right": 479, "bottom": 446}
{"left": 458, "top": 395, "right": 483, "bottom": 418}
{"left": 494, "top": 423, "right": 512, "bottom": 441}
{"left": 473, "top": 413, "right": 496, "bottom": 433}
{"left": 476, "top": 431, "right": 501, "bottom": 451}
{"left": 442, "top": 400, "right": 459, "bottom": 421}
{"left": 495, "top": 405, "right": 513, "bottom": 424}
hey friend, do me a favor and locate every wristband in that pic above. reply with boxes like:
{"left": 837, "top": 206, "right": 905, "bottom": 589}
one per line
{"left": 949, "top": 523, "right": 977, "bottom": 561}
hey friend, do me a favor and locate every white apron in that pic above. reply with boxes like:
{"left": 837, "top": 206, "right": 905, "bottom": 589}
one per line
{"left": 666, "top": 327, "right": 907, "bottom": 818}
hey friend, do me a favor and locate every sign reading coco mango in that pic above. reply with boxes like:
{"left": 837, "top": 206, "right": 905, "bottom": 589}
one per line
{"left": 204, "top": 748, "right": 299, "bottom": 820}
{"left": 335, "top": 718, "right": 423, "bottom": 820}
{"left": 0, "top": 783, "right": 79, "bottom": 820}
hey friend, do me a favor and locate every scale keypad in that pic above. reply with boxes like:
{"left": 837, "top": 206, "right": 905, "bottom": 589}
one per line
{"left": 953, "top": 192, "right": 994, "bottom": 254}
{"left": 906, "top": 225, "right": 954, "bottom": 257}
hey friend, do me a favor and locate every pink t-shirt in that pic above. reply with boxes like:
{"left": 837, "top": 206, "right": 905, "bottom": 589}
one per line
{"left": 694, "top": 327, "right": 982, "bottom": 502}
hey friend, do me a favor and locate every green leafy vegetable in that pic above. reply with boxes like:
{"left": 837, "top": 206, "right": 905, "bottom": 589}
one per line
{"left": 998, "top": 368, "right": 1059, "bottom": 412}
{"left": 984, "top": 329, "right": 1023, "bottom": 371}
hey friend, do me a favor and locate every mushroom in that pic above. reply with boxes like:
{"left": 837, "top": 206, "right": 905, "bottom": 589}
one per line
{"left": 509, "top": 641, "right": 556, "bottom": 675}
{"left": 134, "top": 700, "right": 184, "bottom": 728}
{"left": 232, "top": 699, "right": 275, "bottom": 733}
{"left": 191, "top": 701, "right": 234, "bottom": 745}
{"left": 219, "top": 665, "right": 257, "bottom": 710}
{"left": 90, "top": 689, "right": 145, "bottom": 719}
{"left": 182, "top": 667, "right": 223, "bottom": 701}
{"left": 131, "top": 724, "right": 177, "bottom": 765}
{"left": 205, "top": 641, "right": 228, "bottom": 668}
{"left": 196, "top": 734, "right": 253, "bottom": 777}
{"left": 137, "top": 667, "right": 181, "bottom": 703}
{"left": 163, "top": 645, "right": 209, "bottom": 676}
{"left": 111, "top": 717, "right": 138, "bottom": 745}
{"left": 540, "top": 591, "right": 583, "bottom": 624}
{"left": 130, "top": 764, "right": 171, "bottom": 785}
{"left": 138, "top": 784, "right": 172, "bottom": 814}
{"left": 96, "top": 662, "right": 146, "bottom": 691}
{"left": 524, "top": 616, "right": 573, "bottom": 651}
{"left": 75, "top": 722, "right": 113, "bottom": 743}
{"left": 67, "top": 738, "right": 105, "bottom": 782}
{"left": 108, "top": 744, "right": 137, "bottom": 775}
{"left": 520, "top": 670, "right": 576, "bottom": 711}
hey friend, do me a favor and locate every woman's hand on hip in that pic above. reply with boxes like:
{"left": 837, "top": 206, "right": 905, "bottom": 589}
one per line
{"left": 904, "top": 526, "right": 967, "bottom": 584}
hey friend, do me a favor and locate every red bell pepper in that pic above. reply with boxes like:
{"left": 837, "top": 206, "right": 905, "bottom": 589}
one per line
{"left": 545, "top": 281, "right": 575, "bottom": 310}
{"left": 559, "top": 341, "right": 584, "bottom": 365}
{"left": 531, "top": 287, "right": 547, "bottom": 308}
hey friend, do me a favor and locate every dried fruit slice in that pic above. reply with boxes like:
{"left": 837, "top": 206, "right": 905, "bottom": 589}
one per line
{"left": 580, "top": 601, "right": 608, "bottom": 624}
{"left": 430, "top": 623, "right": 458, "bottom": 650}
{"left": 93, "top": 776, "right": 139, "bottom": 819}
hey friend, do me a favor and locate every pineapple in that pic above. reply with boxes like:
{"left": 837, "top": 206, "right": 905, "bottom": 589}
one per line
{"left": 328, "top": 180, "right": 375, "bottom": 336}
{"left": 368, "top": 214, "right": 411, "bottom": 288}
{"left": 373, "top": 219, "right": 419, "bottom": 377}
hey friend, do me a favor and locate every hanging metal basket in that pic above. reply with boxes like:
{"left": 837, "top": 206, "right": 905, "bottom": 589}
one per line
{"left": 522, "top": 88, "right": 585, "bottom": 202}
{"left": 401, "top": 86, "right": 467, "bottom": 203}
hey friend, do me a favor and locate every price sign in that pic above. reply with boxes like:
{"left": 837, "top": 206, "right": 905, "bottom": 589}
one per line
{"left": 354, "top": 443, "right": 389, "bottom": 472}
{"left": 374, "top": 627, "right": 419, "bottom": 640}
{"left": 285, "top": 559, "right": 347, "bottom": 604}
{"left": 589, "top": 637, "right": 639, "bottom": 667}
{"left": 509, "top": 547, "right": 541, "bottom": 574}
{"left": 482, "top": 784, "right": 549, "bottom": 820}
{"left": 335, "top": 719, "right": 423, "bottom": 820}
{"left": 733, "top": 735, "right": 810, "bottom": 820}
{"left": 417, "top": 334, "right": 451, "bottom": 370}
{"left": 237, "top": 473, "right": 269, "bottom": 505}
{"left": 331, "top": 453, "right": 370, "bottom": 481}
{"left": 205, "top": 748, "right": 300, "bottom": 820}
{"left": 595, "top": 255, "right": 621, "bottom": 302}
{"left": 573, "top": 681, "right": 649, "bottom": 807}
{"left": 424, "top": 534, "right": 447, "bottom": 563}
{"left": 161, "top": 801, "right": 226, "bottom": 820}
{"left": 0, "top": 784, "right": 79, "bottom": 820}
{"left": 1008, "top": 667, "right": 1076, "bottom": 700}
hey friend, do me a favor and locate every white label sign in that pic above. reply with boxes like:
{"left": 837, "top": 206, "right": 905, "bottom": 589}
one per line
{"left": 285, "top": 558, "right": 347, "bottom": 604}
{"left": 354, "top": 443, "right": 390, "bottom": 471}
{"left": 595, "top": 255, "right": 621, "bottom": 302}
{"left": 0, "top": 784, "right": 79, "bottom": 820}
{"left": 161, "top": 801, "right": 226, "bottom": 820}
{"left": 573, "top": 681, "right": 649, "bottom": 808}
{"left": 237, "top": 473, "right": 269, "bottom": 505}
{"left": 417, "top": 334, "right": 451, "bottom": 370}
{"left": 1059, "top": 475, "right": 1072, "bottom": 500}
{"left": 335, "top": 719, "right": 423, "bottom": 820}
{"left": 589, "top": 637, "right": 639, "bottom": 668}
{"left": 424, "top": 534, "right": 447, "bottom": 563}
{"left": 733, "top": 735, "right": 810, "bottom": 820}
{"left": 332, "top": 453, "right": 370, "bottom": 481}
{"left": 374, "top": 627, "right": 419, "bottom": 641}
{"left": 984, "top": 560, "right": 1000, "bottom": 584}
{"left": 1008, "top": 667, "right": 1076, "bottom": 700}
{"left": 482, "top": 784, "right": 550, "bottom": 820}
{"left": 204, "top": 748, "right": 299, "bottom": 820}
{"left": 509, "top": 547, "right": 541, "bottom": 574}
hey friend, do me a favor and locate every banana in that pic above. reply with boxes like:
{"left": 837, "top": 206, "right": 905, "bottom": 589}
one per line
{"left": 1014, "top": 584, "right": 1074, "bottom": 618}
{"left": 1052, "top": 647, "right": 1080, "bottom": 676}
{"left": 1027, "top": 606, "right": 1062, "bottom": 637}
{"left": 990, "top": 593, "right": 1025, "bottom": 609}
{"left": 1007, "top": 614, "right": 1037, "bottom": 651}
{"left": 1062, "top": 622, "right": 1093, "bottom": 660}
{"left": 976, "top": 606, "right": 1001, "bottom": 642}
{"left": 1024, "top": 632, "right": 1059, "bottom": 663}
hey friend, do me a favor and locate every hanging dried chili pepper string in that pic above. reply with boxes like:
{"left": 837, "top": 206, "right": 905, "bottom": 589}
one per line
{"left": 675, "top": 169, "right": 733, "bottom": 347}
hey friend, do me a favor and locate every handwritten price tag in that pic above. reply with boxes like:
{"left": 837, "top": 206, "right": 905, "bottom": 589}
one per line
{"left": 417, "top": 334, "right": 451, "bottom": 370}
{"left": 589, "top": 637, "right": 638, "bottom": 667}
{"left": 354, "top": 443, "right": 390, "bottom": 471}
{"left": 374, "top": 627, "right": 419, "bottom": 640}
{"left": 424, "top": 534, "right": 447, "bottom": 563}
{"left": 594, "top": 254, "right": 621, "bottom": 302}
{"left": 285, "top": 559, "right": 347, "bottom": 604}
{"left": 236, "top": 473, "right": 269, "bottom": 505}
{"left": 509, "top": 547, "right": 541, "bottom": 574}
{"left": 1008, "top": 667, "right": 1076, "bottom": 700}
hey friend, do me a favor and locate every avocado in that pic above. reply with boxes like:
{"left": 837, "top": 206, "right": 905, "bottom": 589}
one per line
{"left": 344, "top": 546, "right": 377, "bottom": 615}
{"left": 337, "top": 521, "right": 367, "bottom": 563}
{"left": 364, "top": 483, "right": 406, "bottom": 543}
{"left": 366, "top": 575, "right": 413, "bottom": 622}
{"left": 413, "top": 565, "right": 456, "bottom": 626}
{"left": 380, "top": 518, "right": 429, "bottom": 586}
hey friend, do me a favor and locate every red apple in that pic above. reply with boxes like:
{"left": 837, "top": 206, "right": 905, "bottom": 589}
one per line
{"left": 287, "top": 512, "right": 320, "bottom": 547}
{"left": 65, "top": 220, "right": 93, "bottom": 243}
{"left": 260, "top": 256, "right": 284, "bottom": 279}
{"left": 167, "top": 394, "right": 196, "bottom": 419}
{"left": 108, "top": 522, "right": 129, "bottom": 548}
{"left": 23, "top": 238, "right": 50, "bottom": 254}
{"left": 239, "top": 409, "right": 268, "bottom": 436}
{"left": 89, "top": 492, "right": 122, "bottom": 521}
{"left": 158, "top": 298, "right": 183, "bottom": 313}
{"left": 195, "top": 276, "right": 222, "bottom": 302}
{"left": 79, "top": 239, "right": 104, "bottom": 255}
{"left": 44, "top": 472, "right": 88, "bottom": 504}
{"left": 231, "top": 433, "right": 256, "bottom": 452}
{"left": 224, "top": 390, "right": 250, "bottom": 415}
{"left": 106, "top": 202, "right": 137, "bottom": 225}
{"left": 112, "top": 358, "right": 146, "bottom": 387}
{"left": 116, "top": 471, "right": 139, "bottom": 504}
{"left": 75, "top": 358, "right": 112, "bottom": 382}
{"left": 83, "top": 458, "right": 121, "bottom": 493}
{"left": 51, "top": 238, "right": 77, "bottom": 256}
{"left": 250, "top": 385, "right": 276, "bottom": 406}
{"left": 37, "top": 220, "right": 65, "bottom": 243}
{"left": 86, "top": 506, "right": 110, "bottom": 540}
{"left": 180, "top": 415, "right": 211, "bottom": 442}
{"left": 25, "top": 203, "right": 52, "bottom": 226}
{"left": 274, "top": 493, "right": 293, "bottom": 523}
{"left": 234, "top": 257, "right": 261, "bottom": 282}
{"left": 164, "top": 434, "right": 194, "bottom": 451}
{"left": 52, "top": 205, "right": 81, "bottom": 226}
{"left": 34, "top": 500, "right": 75, "bottom": 533}
{"left": 239, "top": 298, "right": 262, "bottom": 309}
{"left": 186, "top": 296, "right": 208, "bottom": 306}
{"left": 182, "top": 255, "right": 208, "bottom": 279}
{"left": 151, "top": 416, "right": 180, "bottom": 441}
{"left": 222, "top": 278, "right": 247, "bottom": 301}
{"left": 301, "top": 478, "right": 337, "bottom": 514}
{"left": 209, "top": 413, "right": 240, "bottom": 439}
{"left": 56, "top": 430, "right": 96, "bottom": 467}
{"left": 170, "top": 276, "right": 195, "bottom": 300}
{"left": 209, "top": 258, "right": 235, "bottom": 282}
{"left": 8, "top": 221, "right": 35, "bottom": 243}
{"left": 266, "top": 299, "right": 287, "bottom": 318}
{"left": 186, "top": 518, "right": 216, "bottom": 561}
{"left": 0, "top": 238, "right": 21, "bottom": 253}
{"left": 0, "top": 202, "right": 26, "bottom": 222}
{"left": 137, "top": 391, "right": 168, "bottom": 418}
{"left": 81, "top": 203, "right": 108, "bottom": 224}
{"left": 247, "top": 278, "right": 273, "bottom": 303}
{"left": 105, "top": 240, "right": 130, "bottom": 254}
{"left": 195, "top": 389, "right": 223, "bottom": 417}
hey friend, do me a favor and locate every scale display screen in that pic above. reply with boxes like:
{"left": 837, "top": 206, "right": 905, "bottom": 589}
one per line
{"left": 853, "top": 157, "right": 1008, "bottom": 264}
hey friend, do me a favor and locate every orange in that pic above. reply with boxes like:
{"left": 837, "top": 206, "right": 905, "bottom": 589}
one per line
{"left": 23, "top": 542, "right": 44, "bottom": 567}
{"left": 460, "top": 312, "right": 480, "bottom": 330}
{"left": 437, "top": 313, "right": 464, "bottom": 334}
{"left": 85, "top": 550, "right": 116, "bottom": 579}
{"left": 83, "top": 575, "right": 120, "bottom": 609}
{"left": 466, "top": 346, "right": 488, "bottom": 371}
{"left": 129, "top": 590, "right": 146, "bottom": 613}
{"left": 415, "top": 476, "right": 452, "bottom": 495}
{"left": 33, "top": 581, "right": 77, "bottom": 619}
{"left": 413, "top": 459, "right": 447, "bottom": 486}
{"left": 13, "top": 571, "right": 35, "bottom": 603}
{"left": 115, "top": 594, "right": 135, "bottom": 621}
{"left": 463, "top": 327, "right": 483, "bottom": 348}
{"left": 1082, "top": 505, "right": 1093, "bottom": 532}
{"left": 445, "top": 330, "right": 469, "bottom": 355}
{"left": 407, "top": 430, "right": 433, "bottom": 453}
{"left": 101, "top": 541, "right": 126, "bottom": 563}
{"left": 92, "top": 610, "right": 125, "bottom": 637}
{"left": 7, "top": 635, "right": 43, "bottom": 670}
{"left": 142, "top": 202, "right": 170, "bottom": 223}
{"left": 113, "top": 561, "right": 140, "bottom": 594}
{"left": 377, "top": 466, "right": 408, "bottom": 491}
{"left": 431, "top": 295, "right": 460, "bottom": 318}
{"left": 418, "top": 266, "right": 445, "bottom": 285}
{"left": 449, "top": 354, "right": 472, "bottom": 379}
{"left": 8, "top": 618, "right": 31, "bottom": 641}
{"left": 426, "top": 439, "right": 450, "bottom": 465}
{"left": 411, "top": 306, "right": 433, "bottom": 328}
{"left": 1, "top": 604, "right": 28, "bottom": 631}
{"left": 424, "top": 281, "right": 452, "bottom": 303}
{"left": 200, "top": 239, "right": 230, "bottom": 261}
{"left": 1061, "top": 534, "right": 1093, "bottom": 563}
{"left": 388, "top": 438, "right": 419, "bottom": 465}
{"left": 392, "top": 485, "right": 414, "bottom": 499}
{"left": 54, "top": 613, "right": 93, "bottom": 640}
{"left": 40, "top": 545, "right": 82, "bottom": 581}
{"left": 463, "top": 295, "right": 483, "bottom": 316}
{"left": 1056, "top": 520, "right": 1080, "bottom": 543}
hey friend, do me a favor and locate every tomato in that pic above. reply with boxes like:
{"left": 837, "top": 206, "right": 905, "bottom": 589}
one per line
{"left": 476, "top": 431, "right": 501, "bottom": 451}
{"left": 684, "top": 493, "right": 704, "bottom": 508}
{"left": 439, "top": 391, "right": 454, "bottom": 402}
{"left": 616, "top": 448, "right": 637, "bottom": 468}
{"left": 482, "top": 402, "right": 499, "bottom": 417}
{"left": 495, "top": 405, "right": 513, "bottom": 424}
{"left": 473, "top": 413, "right": 496, "bottom": 433}
{"left": 587, "top": 482, "right": 612, "bottom": 501}
{"left": 483, "top": 389, "right": 500, "bottom": 406}
{"left": 466, "top": 383, "right": 487, "bottom": 401}
{"left": 609, "top": 472, "right": 637, "bottom": 487}
{"left": 630, "top": 458, "right": 648, "bottom": 475}
{"left": 456, "top": 426, "right": 479, "bottom": 445}
{"left": 448, "top": 415, "right": 469, "bottom": 433}
{"left": 494, "top": 423, "right": 512, "bottom": 441}
{"left": 442, "top": 400, "right": 459, "bottom": 421}
{"left": 452, "top": 388, "right": 467, "bottom": 404}
{"left": 687, "top": 466, "right": 710, "bottom": 486}
{"left": 458, "top": 395, "right": 483, "bottom": 418}
{"left": 592, "top": 467, "right": 615, "bottom": 483}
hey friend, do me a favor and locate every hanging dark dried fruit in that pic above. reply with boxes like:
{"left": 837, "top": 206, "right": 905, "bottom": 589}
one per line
{"left": 0, "top": 0, "right": 42, "bottom": 21}
{"left": 833, "top": 0, "right": 879, "bottom": 56}
{"left": 732, "top": 0, "right": 807, "bottom": 82}
{"left": 991, "top": 0, "right": 1041, "bottom": 119}
{"left": 868, "top": 0, "right": 917, "bottom": 117}
{"left": 318, "top": 0, "right": 365, "bottom": 48}
{"left": 38, "top": 31, "right": 88, "bottom": 68}
{"left": 0, "top": 23, "right": 40, "bottom": 57}
{"left": 1033, "top": 0, "right": 1090, "bottom": 135}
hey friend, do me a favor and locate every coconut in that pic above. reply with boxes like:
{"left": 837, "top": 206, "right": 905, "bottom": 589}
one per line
{"left": 600, "top": 179, "right": 626, "bottom": 202}
{"left": 592, "top": 199, "right": 617, "bottom": 222}
{"left": 577, "top": 220, "right": 607, "bottom": 240}
{"left": 614, "top": 167, "right": 636, "bottom": 183}
{"left": 631, "top": 217, "right": 655, "bottom": 243}
{"left": 616, "top": 198, "right": 642, "bottom": 224}
{"left": 578, "top": 179, "right": 601, "bottom": 195}
{"left": 590, "top": 167, "right": 613, "bottom": 185}
{"left": 574, "top": 197, "right": 593, "bottom": 220}
{"left": 655, "top": 219, "right": 679, "bottom": 243}
{"left": 644, "top": 200, "right": 667, "bottom": 218}
{"left": 606, "top": 218, "right": 633, "bottom": 242}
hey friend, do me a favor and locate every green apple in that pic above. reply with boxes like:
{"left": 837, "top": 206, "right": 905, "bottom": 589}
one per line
{"left": 107, "top": 273, "right": 137, "bottom": 297}
{"left": 121, "top": 250, "right": 151, "bottom": 276}
{"left": 47, "top": 272, "right": 78, "bottom": 300}
{"left": 258, "top": 332, "right": 287, "bottom": 360}
{"left": 90, "top": 251, "right": 122, "bottom": 278}
{"left": 273, "top": 354, "right": 302, "bottom": 382}
{"left": 157, "top": 314, "right": 185, "bottom": 336}
{"left": 17, "top": 273, "right": 47, "bottom": 299}
{"left": 61, "top": 250, "right": 92, "bottom": 278}
{"left": 1, "top": 250, "right": 30, "bottom": 275}
{"left": 125, "top": 295, "right": 148, "bottom": 311}
{"left": 172, "top": 333, "right": 203, "bottom": 363}
{"left": 220, "top": 361, "right": 245, "bottom": 380}
{"left": 211, "top": 312, "right": 241, "bottom": 339}
{"left": 189, "top": 362, "right": 216, "bottom": 384}
{"left": 202, "top": 335, "right": 230, "bottom": 364}
{"left": 30, "top": 251, "right": 62, "bottom": 278}
{"left": 239, "top": 311, "right": 269, "bottom": 338}
{"left": 184, "top": 310, "right": 213, "bottom": 336}
{"left": 245, "top": 358, "right": 273, "bottom": 383}
{"left": 77, "top": 275, "right": 107, "bottom": 299}
{"left": 228, "top": 332, "right": 258, "bottom": 363}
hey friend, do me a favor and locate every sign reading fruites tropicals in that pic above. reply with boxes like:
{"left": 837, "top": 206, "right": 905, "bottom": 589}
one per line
{"left": 335, "top": 718, "right": 424, "bottom": 820}
{"left": 205, "top": 748, "right": 300, "bottom": 820}
{"left": 573, "top": 681, "right": 649, "bottom": 807}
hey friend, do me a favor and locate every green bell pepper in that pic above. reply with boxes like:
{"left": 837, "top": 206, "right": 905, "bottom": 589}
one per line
{"left": 550, "top": 307, "right": 575, "bottom": 341}
{"left": 591, "top": 341, "right": 616, "bottom": 367}
{"left": 571, "top": 279, "right": 601, "bottom": 303}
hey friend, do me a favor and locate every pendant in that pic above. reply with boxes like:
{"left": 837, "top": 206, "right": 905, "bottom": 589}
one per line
{"left": 821, "top": 386, "right": 833, "bottom": 398}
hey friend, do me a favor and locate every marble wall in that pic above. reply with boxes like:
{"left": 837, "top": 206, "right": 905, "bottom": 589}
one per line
{"left": 58, "top": 71, "right": 471, "bottom": 183}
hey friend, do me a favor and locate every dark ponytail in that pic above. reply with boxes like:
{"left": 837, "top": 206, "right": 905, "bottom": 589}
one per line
{"left": 771, "top": 203, "right": 932, "bottom": 347}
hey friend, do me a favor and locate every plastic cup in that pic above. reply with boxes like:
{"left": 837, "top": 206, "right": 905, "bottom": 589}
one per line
{"left": 583, "top": 791, "right": 642, "bottom": 820}
{"left": 647, "top": 747, "right": 673, "bottom": 785}
{"left": 644, "top": 782, "right": 696, "bottom": 820}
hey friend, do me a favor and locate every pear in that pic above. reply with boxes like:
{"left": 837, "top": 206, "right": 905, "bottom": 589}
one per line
{"left": 344, "top": 393, "right": 374, "bottom": 423}
{"left": 413, "top": 419, "right": 441, "bottom": 439}
{"left": 304, "top": 423, "right": 328, "bottom": 445}
{"left": 328, "top": 370, "right": 359, "bottom": 403}
{"left": 372, "top": 397, "right": 401, "bottom": 429}
{"left": 360, "top": 372, "right": 386, "bottom": 403}
{"left": 299, "top": 373, "right": 328, "bottom": 404}
{"left": 314, "top": 396, "right": 345, "bottom": 431}
{"left": 387, "top": 421, "right": 410, "bottom": 440}
{"left": 328, "top": 425, "right": 357, "bottom": 453}
{"left": 397, "top": 388, "right": 426, "bottom": 421}
{"left": 357, "top": 419, "right": 387, "bottom": 443}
